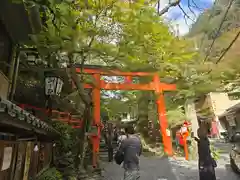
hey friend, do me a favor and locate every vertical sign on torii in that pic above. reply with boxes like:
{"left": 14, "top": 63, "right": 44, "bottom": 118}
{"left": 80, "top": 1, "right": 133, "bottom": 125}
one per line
{"left": 76, "top": 66, "right": 176, "bottom": 167}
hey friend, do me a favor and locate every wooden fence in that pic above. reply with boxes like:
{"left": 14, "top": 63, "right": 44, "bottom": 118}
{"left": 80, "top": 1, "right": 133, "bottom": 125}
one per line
{"left": 0, "top": 140, "right": 53, "bottom": 180}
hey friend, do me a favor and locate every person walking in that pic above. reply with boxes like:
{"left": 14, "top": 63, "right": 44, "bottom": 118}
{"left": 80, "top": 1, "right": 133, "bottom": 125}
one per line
{"left": 115, "top": 125, "right": 142, "bottom": 180}
{"left": 175, "top": 130, "right": 181, "bottom": 152}
{"left": 195, "top": 127, "right": 217, "bottom": 180}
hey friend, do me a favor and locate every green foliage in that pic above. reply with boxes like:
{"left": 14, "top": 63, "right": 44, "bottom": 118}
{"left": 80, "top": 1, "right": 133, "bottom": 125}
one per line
{"left": 101, "top": 96, "right": 135, "bottom": 120}
{"left": 52, "top": 121, "right": 76, "bottom": 152}
{"left": 210, "top": 144, "right": 220, "bottom": 160}
{"left": 37, "top": 168, "right": 62, "bottom": 180}
{"left": 28, "top": 0, "right": 196, "bottom": 78}
{"left": 167, "top": 109, "right": 186, "bottom": 128}
{"left": 186, "top": 1, "right": 240, "bottom": 97}
{"left": 22, "top": 0, "right": 224, "bottom": 148}
{"left": 51, "top": 121, "right": 77, "bottom": 178}
{"left": 26, "top": 0, "right": 208, "bottom": 100}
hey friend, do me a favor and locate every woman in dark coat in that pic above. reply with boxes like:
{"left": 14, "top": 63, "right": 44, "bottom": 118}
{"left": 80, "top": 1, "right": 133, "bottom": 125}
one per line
{"left": 195, "top": 127, "right": 217, "bottom": 180}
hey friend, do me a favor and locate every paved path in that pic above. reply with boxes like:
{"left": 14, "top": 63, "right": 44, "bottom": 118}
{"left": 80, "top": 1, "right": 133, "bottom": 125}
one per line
{"left": 103, "top": 156, "right": 239, "bottom": 180}
{"left": 102, "top": 140, "right": 239, "bottom": 180}
{"left": 169, "top": 156, "right": 239, "bottom": 180}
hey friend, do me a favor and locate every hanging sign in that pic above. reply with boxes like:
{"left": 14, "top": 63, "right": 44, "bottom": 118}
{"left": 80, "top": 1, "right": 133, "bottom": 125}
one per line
{"left": 1, "top": 147, "right": 12, "bottom": 171}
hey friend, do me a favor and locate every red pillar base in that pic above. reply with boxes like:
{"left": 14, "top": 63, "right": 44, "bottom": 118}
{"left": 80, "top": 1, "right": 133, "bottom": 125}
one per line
{"left": 91, "top": 136, "right": 100, "bottom": 168}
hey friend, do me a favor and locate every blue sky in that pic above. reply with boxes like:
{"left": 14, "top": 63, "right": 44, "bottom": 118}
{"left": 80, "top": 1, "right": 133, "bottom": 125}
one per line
{"left": 159, "top": 0, "right": 215, "bottom": 35}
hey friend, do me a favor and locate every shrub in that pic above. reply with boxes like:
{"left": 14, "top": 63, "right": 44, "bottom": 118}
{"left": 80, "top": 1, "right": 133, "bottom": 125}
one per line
{"left": 37, "top": 168, "right": 62, "bottom": 180}
{"left": 51, "top": 121, "right": 78, "bottom": 177}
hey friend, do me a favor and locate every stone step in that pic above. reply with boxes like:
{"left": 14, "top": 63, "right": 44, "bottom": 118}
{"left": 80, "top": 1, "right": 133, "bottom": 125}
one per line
{"left": 84, "top": 141, "right": 118, "bottom": 162}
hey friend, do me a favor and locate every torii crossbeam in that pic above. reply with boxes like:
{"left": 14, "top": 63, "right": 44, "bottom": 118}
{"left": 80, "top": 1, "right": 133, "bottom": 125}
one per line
{"left": 75, "top": 66, "right": 177, "bottom": 167}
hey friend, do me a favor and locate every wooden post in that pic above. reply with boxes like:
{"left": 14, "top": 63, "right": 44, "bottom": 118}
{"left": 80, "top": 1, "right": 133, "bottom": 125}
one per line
{"left": 153, "top": 74, "right": 173, "bottom": 156}
{"left": 92, "top": 74, "right": 101, "bottom": 167}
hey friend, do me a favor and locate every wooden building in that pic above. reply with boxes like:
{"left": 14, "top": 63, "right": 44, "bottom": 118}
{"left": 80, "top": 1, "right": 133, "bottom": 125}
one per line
{"left": 0, "top": 98, "right": 59, "bottom": 180}
{"left": 0, "top": 1, "right": 59, "bottom": 180}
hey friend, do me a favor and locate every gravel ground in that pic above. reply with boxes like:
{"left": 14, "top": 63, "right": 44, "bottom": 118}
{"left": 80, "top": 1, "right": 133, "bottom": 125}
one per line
{"left": 102, "top": 141, "right": 240, "bottom": 180}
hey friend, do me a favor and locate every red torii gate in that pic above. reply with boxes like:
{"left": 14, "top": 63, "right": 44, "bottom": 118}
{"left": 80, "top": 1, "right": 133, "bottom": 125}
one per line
{"left": 76, "top": 66, "right": 176, "bottom": 167}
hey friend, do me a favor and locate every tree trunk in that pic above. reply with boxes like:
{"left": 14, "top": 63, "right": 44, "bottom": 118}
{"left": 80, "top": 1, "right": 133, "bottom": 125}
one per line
{"left": 185, "top": 99, "right": 199, "bottom": 160}
{"left": 66, "top": 54, "right": 93, "bottom": 170}
{"left": 67, "top": 54, "right": 91, "bottom": 105}
{"left": 79, "top": 99, "right": 94, "bottom": 170}
{"left": 137, "top": 92, "right": 151, "bottom": 137}
{"left": 74, "top": 105, "right": 90, "bottom": 169}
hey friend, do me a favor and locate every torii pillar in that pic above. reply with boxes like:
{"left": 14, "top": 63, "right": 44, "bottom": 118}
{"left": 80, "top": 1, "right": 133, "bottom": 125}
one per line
{"left": 153, "top": 73, "right": 172, "bottom": 156}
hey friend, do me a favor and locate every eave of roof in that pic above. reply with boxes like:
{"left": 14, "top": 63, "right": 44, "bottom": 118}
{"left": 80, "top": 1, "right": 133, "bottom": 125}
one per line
{"left": 0, "top": 98, "right": 59, "bottom": 136}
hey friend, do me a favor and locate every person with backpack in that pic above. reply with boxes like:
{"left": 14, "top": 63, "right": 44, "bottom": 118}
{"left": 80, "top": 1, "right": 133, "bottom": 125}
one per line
{"left": 114, "top": 125, "right": 142, "bottom": 180}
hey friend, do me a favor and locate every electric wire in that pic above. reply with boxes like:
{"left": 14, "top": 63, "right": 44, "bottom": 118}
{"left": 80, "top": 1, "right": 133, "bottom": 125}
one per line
{"left": 203, "top": 0, "right": 235, "bottom": 62}
{"left": 207, "top": 29, "right": 240, "bottom": 74}
{"left": 215, "top": 29, "right": 240, "bottom": 64}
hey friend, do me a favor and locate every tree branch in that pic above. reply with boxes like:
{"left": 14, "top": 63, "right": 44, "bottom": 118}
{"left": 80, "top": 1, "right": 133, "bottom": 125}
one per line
{"left": 178, "top": 4, "right": 195, "bottom": 23}
{"left": 158, "top": 0, "right": 181, "bottom": 16}
{"left": 67, "top": 54, "right": 91, "bottom": 105}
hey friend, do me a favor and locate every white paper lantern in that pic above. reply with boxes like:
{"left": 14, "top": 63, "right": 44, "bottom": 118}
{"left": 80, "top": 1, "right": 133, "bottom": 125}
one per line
{"left": 33, "top": 144, "right": 39, "bottom": 152}
{"left": 45, "top": 76, "right": 63, "bottom": 96}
